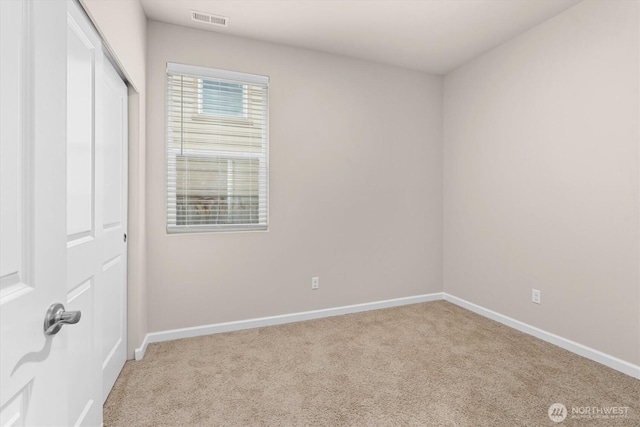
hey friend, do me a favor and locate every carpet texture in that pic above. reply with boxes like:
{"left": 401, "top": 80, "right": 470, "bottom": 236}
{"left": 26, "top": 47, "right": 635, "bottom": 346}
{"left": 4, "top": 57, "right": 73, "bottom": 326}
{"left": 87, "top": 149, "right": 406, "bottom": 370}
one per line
{"left": 104, "top": 301, "right": 639, "bottom": 426}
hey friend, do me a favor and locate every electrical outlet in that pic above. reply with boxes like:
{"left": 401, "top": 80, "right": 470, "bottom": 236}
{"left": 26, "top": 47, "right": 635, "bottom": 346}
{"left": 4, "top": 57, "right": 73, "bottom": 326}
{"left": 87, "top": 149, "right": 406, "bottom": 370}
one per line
{"left": 532, "top": 289, "right": 541, "bottom": 304}
{"left": 311, "top": 277, "right": 319, "bottom": 290}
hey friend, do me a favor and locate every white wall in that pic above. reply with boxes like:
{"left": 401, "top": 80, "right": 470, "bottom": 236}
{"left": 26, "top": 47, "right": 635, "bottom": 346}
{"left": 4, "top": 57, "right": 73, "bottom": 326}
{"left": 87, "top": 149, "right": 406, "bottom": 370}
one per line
{"left": 81, "top": 0, "right": 147, "bottom": 359}
{"left": 444, "top": 0, "right": 639, "bottom": 365}
{"left": 146, "top": 21, "right": 443, "bottom": 332}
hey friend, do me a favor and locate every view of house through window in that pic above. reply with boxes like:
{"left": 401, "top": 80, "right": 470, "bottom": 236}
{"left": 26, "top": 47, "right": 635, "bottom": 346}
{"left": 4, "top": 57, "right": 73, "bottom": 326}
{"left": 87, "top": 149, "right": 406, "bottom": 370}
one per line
{"left": 166, "top": 63, "right": 269, "bottom": 232}
{"left": 200, "top": 80, "right": 247, "bottom": 118}
{"left": 175, "top": 156, "right": 259, "bottom": 226}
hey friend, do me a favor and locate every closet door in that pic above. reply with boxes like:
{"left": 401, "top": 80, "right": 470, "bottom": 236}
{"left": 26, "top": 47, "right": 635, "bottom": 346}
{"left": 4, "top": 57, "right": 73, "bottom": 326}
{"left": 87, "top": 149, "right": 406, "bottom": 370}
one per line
{"left": 66, "top": 0, "right": 105, "bottom": 423}
{"left": 67, "top": 0, "right": 129, "bottom": 419}
{"left": 99, "top": 55, "right": 128, "bottom": 403}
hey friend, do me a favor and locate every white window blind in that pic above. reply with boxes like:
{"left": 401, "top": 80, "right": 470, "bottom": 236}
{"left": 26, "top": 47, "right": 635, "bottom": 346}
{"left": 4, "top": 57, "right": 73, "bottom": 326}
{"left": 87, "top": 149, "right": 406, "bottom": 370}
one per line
{"left": 166, "top": 63, "right": 269, "bottom": 232}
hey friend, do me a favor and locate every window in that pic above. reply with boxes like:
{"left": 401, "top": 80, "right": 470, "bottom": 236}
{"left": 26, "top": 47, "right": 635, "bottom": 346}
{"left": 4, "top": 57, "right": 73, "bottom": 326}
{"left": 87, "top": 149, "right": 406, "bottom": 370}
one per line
{"left": 199, "top": 80, "right": 246, "bottom": 118}
{"left": 166, "top": 63, "right": 269, "bottom": 232}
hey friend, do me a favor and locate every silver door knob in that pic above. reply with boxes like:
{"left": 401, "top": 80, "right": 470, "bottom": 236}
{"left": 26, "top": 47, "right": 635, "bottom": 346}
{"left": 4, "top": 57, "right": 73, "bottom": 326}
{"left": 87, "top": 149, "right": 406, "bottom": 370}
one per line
{"left": 43, "top": 303, "right": 81, "bottom": 335}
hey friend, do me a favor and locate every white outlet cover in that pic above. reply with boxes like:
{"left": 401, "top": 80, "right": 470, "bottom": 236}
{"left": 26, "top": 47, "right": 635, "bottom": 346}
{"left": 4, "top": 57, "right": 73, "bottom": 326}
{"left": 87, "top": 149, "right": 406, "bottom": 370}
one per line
{"left": 532, "top": 289, "right": 541, "bottom": 304}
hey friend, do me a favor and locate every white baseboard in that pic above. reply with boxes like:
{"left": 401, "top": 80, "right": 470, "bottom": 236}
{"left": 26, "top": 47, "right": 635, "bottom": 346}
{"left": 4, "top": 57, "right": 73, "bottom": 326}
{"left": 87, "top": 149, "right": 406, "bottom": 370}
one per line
{"left": 134, "top": 334, "right": 150, "bottom": 361}
{"left": 133, "top": 291, "right": 639, "bottom": 379}
{"left": 443, "top": 293, "right": 640, "bottom": 379}
{"left": 134, "top": 293, "right": 443, "bottom": 361}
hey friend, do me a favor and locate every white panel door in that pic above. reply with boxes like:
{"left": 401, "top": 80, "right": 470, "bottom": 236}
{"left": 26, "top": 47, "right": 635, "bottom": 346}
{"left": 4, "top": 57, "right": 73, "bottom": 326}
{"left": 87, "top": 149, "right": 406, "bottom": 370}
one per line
{"left": 99, "top": 55, "right": 128, "bottom": 403}
{"left": 66, "top": 1, "right": 104, "bottom": 425}
{"left": 1, "top": 0, "right": 70, "bottom": 426}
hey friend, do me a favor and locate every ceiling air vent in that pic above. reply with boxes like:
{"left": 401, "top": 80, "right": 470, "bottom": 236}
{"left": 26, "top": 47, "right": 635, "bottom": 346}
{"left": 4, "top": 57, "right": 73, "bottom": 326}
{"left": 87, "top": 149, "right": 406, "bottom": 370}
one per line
{"left": 191, "top": 10, "right": 229, "bottom": 27}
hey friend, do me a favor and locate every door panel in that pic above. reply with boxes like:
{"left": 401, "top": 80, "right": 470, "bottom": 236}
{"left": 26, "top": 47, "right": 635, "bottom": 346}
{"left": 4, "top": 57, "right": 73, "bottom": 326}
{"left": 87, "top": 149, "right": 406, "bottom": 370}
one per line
{"left": 66, "top": 279, "right": 96, "bottom": 426}
{"left": 101, "top": 256, "right": 124, "bottom": 374}
{"left": 100, "top": 56, "right": 128, "bottom": 402}
{"left": 66, "top": 13, "right": 95, "bottom": 239}
{"left": 0, "top": 0, "right": 27, "bottom": 298}
{"left": 0, "top": 0, "right": 69, "bottom": 425}
{"left": 66, "top": 2, "right": 103, "bottom": 425}
{"left": 102, "top": 75, "right": 124, "bottom": 228}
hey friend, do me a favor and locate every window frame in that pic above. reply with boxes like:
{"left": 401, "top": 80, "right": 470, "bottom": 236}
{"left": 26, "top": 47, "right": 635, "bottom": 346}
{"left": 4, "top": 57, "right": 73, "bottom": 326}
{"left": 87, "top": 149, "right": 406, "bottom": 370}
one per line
{"left": 166, "top": 63, "right": 269, "bottom": 233}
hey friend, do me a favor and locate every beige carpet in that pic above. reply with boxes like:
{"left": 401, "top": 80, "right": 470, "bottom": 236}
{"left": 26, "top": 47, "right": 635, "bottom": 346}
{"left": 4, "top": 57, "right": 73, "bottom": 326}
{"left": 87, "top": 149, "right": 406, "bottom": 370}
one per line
{"left": 104, "top": 301, "right": 639, "bottom": 426}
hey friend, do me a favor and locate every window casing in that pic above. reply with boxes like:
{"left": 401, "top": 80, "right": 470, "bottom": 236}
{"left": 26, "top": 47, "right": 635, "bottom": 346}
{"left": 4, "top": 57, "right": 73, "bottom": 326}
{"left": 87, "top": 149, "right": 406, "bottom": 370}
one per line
{"left": 166, "top": 63, "right": 269, "bottom": 232}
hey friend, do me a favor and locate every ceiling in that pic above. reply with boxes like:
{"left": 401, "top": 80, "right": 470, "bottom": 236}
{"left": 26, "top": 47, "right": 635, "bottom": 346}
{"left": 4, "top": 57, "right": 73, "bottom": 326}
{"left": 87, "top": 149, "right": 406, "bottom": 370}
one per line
{"left": 140, "top": 0, "right": 582, "bottom": 75}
